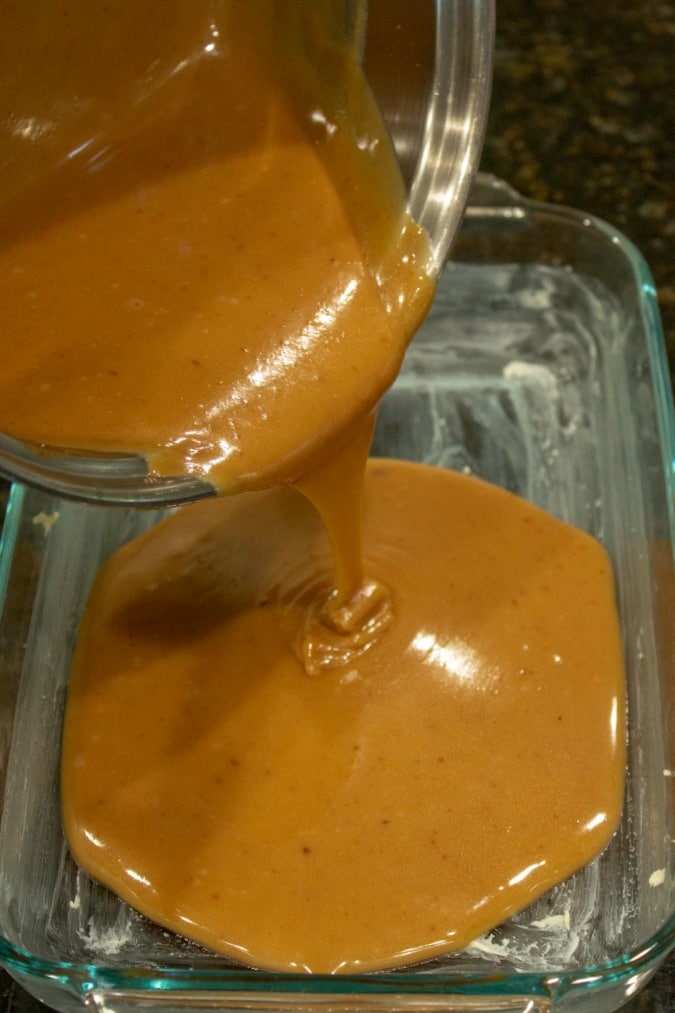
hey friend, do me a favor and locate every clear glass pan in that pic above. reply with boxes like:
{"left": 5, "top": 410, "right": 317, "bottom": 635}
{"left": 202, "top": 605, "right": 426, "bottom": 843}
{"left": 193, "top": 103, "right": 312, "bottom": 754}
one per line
{"left": 0, "top": 176, "right": 672, "bottom": 1012}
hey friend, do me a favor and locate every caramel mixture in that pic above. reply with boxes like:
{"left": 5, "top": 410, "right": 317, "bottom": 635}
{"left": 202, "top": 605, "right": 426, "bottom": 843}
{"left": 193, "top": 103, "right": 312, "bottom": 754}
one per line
{"left": 0, "top": 1, "right": 626, "bottom": 974}
{"left": 62, "top": 458, "right": 625, "bottom": 973}
{"left": 0, "top": 1, "right": 432, "bottom": 491}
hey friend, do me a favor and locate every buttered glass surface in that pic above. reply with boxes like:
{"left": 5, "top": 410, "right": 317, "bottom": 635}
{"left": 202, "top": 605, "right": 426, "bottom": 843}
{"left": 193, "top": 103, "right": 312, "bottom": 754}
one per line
{"left": 0, "top": 0, "right": 626, "bottom": 975}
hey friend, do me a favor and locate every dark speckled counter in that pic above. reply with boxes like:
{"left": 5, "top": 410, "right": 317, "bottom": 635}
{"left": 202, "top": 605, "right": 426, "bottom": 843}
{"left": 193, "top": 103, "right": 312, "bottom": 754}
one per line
{"left": 481, "top": 0, "right": 674, "bottom": 380}
{"left": 0, "top": 2, "right": 672, "bottom": 1010}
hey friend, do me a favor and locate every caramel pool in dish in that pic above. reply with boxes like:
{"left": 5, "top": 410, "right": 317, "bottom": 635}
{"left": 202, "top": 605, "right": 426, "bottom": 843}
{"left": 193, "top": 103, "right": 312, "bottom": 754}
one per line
{"left": 62, "top": 457, "right": 625, "bottom": 973}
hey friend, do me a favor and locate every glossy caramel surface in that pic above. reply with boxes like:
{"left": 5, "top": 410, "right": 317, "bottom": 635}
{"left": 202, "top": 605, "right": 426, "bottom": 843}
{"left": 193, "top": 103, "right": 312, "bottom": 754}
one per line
{"left": 62, "top": 460, "right": 626, "bottom": 973}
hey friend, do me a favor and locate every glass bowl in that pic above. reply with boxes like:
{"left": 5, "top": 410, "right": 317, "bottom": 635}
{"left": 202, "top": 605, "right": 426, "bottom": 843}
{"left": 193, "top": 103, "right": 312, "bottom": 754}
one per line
{"left": 0, "top": 0, "right": 494, "bottom": 507}
{"left": 0, "top": 176, "right": 672, "bottom": 1012}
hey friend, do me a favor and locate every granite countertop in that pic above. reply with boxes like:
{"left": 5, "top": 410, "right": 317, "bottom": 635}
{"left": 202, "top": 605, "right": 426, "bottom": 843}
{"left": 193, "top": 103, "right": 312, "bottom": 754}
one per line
{"left": 0, "top": 2, "right": 673, "bottom": 1010}
{"left": 481, "top": 0, "right": 675, "bottom": 382}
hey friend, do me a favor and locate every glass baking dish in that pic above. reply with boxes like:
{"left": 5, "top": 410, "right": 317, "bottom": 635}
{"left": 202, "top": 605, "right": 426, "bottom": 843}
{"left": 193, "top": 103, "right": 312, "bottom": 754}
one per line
{"left": 0, "top": 175, "right": 672, "bottom": 1012}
